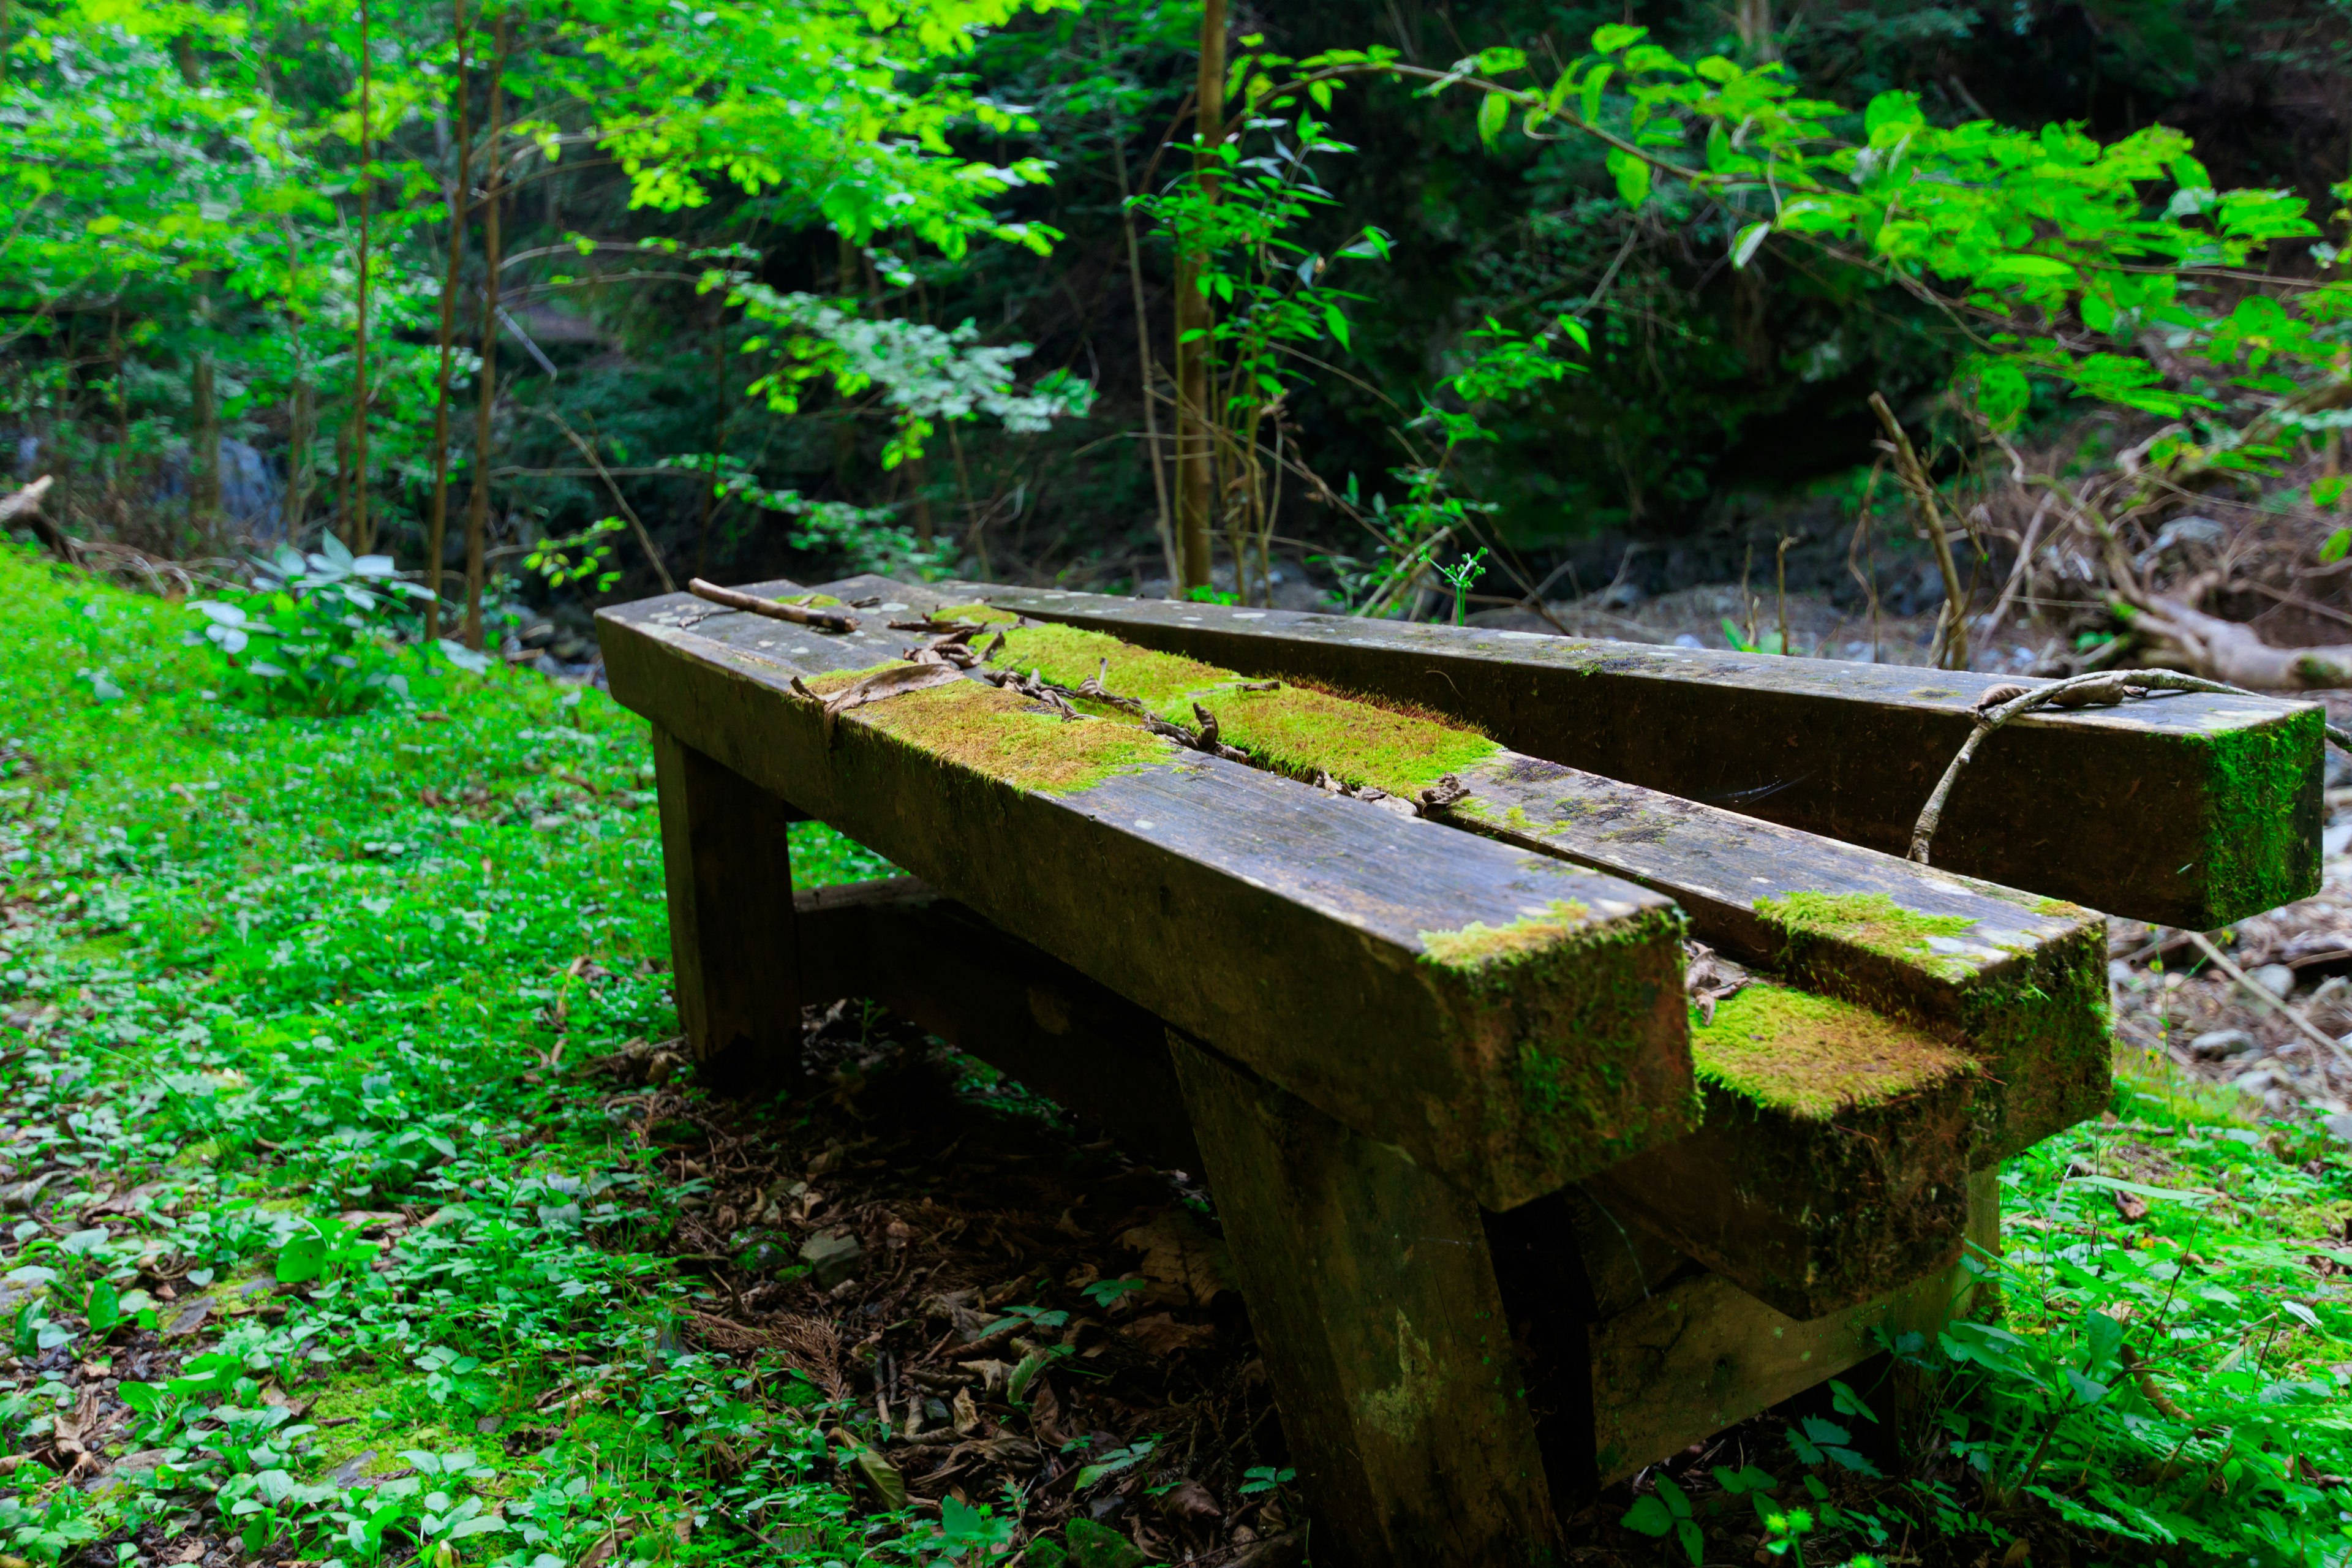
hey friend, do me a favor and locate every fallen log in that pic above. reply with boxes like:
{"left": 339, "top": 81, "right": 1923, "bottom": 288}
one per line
{"left": 2123, "top": 592, "right": 2352, "bottom": 689}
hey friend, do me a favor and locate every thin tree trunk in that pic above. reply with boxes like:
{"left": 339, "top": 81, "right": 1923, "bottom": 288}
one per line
{"left": 107, "top": 308, "right": 125, "bottom": 508}
{"left": 349, "top": 0, "right": 374, "bottom": 554}
{"left": 462, "top": 4, "right": 508, "bottom": 651}
{"left": 190, "top": 281, "right": 221, "bottom": 544}
{"left": 1174, "top": 0, "right": 1225, "bottom": 595}
{"left": 1109, "top": 116, "right": 1177, "bottom": 594}
{"left": 424, "top": 0, "right": 473, "bottom": 642}
{"left": 285, "top": 375, "right": 314, "bottom": 542}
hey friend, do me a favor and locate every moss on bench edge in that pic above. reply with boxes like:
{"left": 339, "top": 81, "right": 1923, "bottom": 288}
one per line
{"left": 1694, "top": 982, "right": 1974, "bottom": 1121}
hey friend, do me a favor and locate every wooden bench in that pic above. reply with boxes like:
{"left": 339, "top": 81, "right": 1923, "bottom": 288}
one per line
{"left": 596, "top": 575, "right": 2320, "bottom": 1568}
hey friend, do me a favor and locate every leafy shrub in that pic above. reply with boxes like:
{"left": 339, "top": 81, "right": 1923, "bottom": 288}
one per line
{"left": 185, "top": 537, "right": 488, "bottom": 715}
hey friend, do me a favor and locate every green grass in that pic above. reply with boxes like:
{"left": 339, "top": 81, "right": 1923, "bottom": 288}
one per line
{"left": 0, "top": 546, "right": 2345, "bottom": 1568}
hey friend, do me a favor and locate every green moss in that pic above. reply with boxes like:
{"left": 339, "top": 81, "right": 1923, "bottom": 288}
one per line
{"left": 812, "top": 667, "right": 1175, "bottom": 795}
{"left": 776, "top": 592, "right": 844, "bottom": 608}
{"left": 992, "top": 622, "right": 1231, "bottom": 706}
{"left": 2196, "top": 706, "right": 2323, "bottom": 921}
{"left": 988, "top": 622, "right": 1500, "bottom": 796}
{"left": 1419, "top": 899, "right": 1593, "bottom": 972}
{"left": 1694, "top": 983, "right": 1973, "bottom": 1120}
{"left": 1754, "top": 889, "right": 1978, "bottom": 978}
{"left": 929, "top": 600, "right": 1025, "bottom": 626}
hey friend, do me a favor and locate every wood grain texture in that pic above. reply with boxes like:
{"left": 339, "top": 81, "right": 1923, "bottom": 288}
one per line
{"left": 938, "top": 580, "right": 2320, "bottom": 930}
{"left": 1588, "top": 1166, "right": 1999, "bottom": 1484}
{"left": 793, "top": 877, "right": 1200, "bottom": 1171}
{"left": 1172, "top": 1035, "right": 1560, "bottom": 1568}
{"left": 650, "top": 725, "right": 800, "bottom": 1095}
{"left": 599, "top": 588, "right": 1693, "bottom": 1209}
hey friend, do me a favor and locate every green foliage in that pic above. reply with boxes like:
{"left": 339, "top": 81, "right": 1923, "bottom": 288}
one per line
{"left": 184, "top": 539, "right": 484, "bottom": 715}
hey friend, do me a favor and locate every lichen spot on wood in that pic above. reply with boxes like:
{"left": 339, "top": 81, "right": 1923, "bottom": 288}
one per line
{"left": 1694, "top": 983, "right": 1973, "bottom": 1120}
{"left": 815, "top": 669, "right": 1175, "bottom": 795}
{"left": 1415, "top": 899, "right": 1596, "bottom": 973}
{"left": 1754, "top": 889, "right": 1980, "bottom": 978}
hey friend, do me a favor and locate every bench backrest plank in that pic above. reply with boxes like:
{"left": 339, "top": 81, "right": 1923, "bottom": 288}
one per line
{"left": 910, "top": 578, "right": 2320, "bottom": 929}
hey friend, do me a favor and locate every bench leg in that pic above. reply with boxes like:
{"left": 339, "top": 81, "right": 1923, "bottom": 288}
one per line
{"left": 1170, "top": 1035, "right": 1558, "bottom": 1568}
{"left": 651, "top": 725, "right": 800, "bottom": 1095}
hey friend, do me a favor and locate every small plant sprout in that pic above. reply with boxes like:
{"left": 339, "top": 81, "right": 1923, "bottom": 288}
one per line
{"left": 1621, "top": 1472, "right": 1702, "bottom": 1565}
{"left": 1436, "top": 546, "right": 1490, "bottom": 625}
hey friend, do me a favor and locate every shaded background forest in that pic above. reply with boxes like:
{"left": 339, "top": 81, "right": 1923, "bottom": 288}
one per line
{"left": 6, "top": 0, "right": 2351, "bottom": 660}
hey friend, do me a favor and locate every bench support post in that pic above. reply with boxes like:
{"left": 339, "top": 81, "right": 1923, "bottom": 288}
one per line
{"left": 651, "top": 724, "right": 801, "bottom": 1095}
{"left": 1170, "top": 1035, "right": 1559, "bottom": 1568}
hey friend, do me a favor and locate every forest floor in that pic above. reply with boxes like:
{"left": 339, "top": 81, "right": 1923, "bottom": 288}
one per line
{"left": 0, "top": 547, "right": 2347, "bottom": 1568}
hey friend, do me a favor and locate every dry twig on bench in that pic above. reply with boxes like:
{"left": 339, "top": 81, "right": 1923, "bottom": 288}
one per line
{"left": 1909, "top": 669, "right": 2352, "bottom": 867}
{"left": 790, "top": 663, "right": 964, "bottom": 742}
{"left": 688, "top": 577, "right": 860, "bottom": 633}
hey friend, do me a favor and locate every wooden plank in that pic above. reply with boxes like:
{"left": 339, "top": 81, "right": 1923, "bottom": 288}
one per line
{"left": 650, "top": 725, "right": 800, "bottom": 1096}
{"left": 1450, "top": 757, "right": 2110, "bottom": 1167}
{"left": 1590, "top": 982, "right": 1977, "bottom": 1319}
{"left": 1587, "top": 1165, "right": 1999, "bottom": 1485}
{"left": 1170, "top": 1033, "right": 1560, "bottom": 1568}
{"left": 793, "top": 877, "right": 1201, "bottom": 1172}
{"left": 853, "top": 586, "right": 2107, "bottom": 1167}
{"left": 919, "top": 578, "right": 2321, "bottom": 929}
{"left": 598, "top": 589, "right": 1694, "bottom": 1211}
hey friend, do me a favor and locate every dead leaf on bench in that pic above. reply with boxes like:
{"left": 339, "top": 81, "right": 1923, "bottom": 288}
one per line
{"left": 1121, "top": 1312, "right": 1215, "bottom": 1356}
{"left": 1119, "top": 1209, "right": 1234, "bottom": 1304}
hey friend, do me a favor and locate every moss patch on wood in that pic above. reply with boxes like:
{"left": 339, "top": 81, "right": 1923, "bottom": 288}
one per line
{"left": 1419, "top": 899, "right": 1594, "bottom": 972}
{"left": 929, "top": 601, "right": 1022, "bottom": 625}
{"left": 1694, "top": 982, "right": 1973, "bottom": 1120}
{"left": 1754, "top": 889, "right": 1980, "bottom": 979}
{"left": 2195, "top": 706, "right": 2323, "bottom": 921}
{"left": 988, "top": 623, "right": 1500, "bottom": 796}
{"left": 813, "top": 668, "right": 1174, "bottom": 796}
{"left": 777, "top": 592, "right": 845, "bottom": 608}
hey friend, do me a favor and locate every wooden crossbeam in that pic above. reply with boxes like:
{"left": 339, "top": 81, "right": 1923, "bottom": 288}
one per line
{"left": 598, "top": 590, "right": 1694, "bottom": 1211}
{"left": 793, "top": 878, "right": 1201, "bottom": 1172}
{"left": 911, "top": 578, "right": 2321, "bottom": 929}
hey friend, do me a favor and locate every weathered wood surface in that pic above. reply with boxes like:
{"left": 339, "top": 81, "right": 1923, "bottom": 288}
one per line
{"left": 794, "top": 877, "right": 1202, "bottom": 1172}
{"left": 924, "top": 578, "right": 2321, "bottom": 929}
{"left": 761, "top": 575, "right": 2095, "bottom": 1306}
{"left": 1586, "top": 1166, "right": 2000, "bottom": 1484}
{"left": 1171, "top": 1034, "right": 1560, "bottom": 1567}
{"left": 1591, "top": 982, "right": 1978, "bottom": 1318}
{"left": 651, "top": 726, "right": 801, "bottom": 1095}
{"left": 1452, "top": 757, "right": 2111, "bottom": 1167}
{"left": 827, "top": 574, "right": 2106, "bottom": 1169}
{"left": 598, "top": 586, "right": 1692, "bottom": 1210}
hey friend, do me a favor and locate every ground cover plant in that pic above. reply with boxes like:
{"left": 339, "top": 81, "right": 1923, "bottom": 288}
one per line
{"left": 0, "top": 545, "right": 2346, "bottom": 1568}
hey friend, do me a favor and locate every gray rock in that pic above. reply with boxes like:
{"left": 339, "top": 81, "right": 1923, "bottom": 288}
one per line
{"left": 2190, "top": 1027, "right": 2257, "bottom": 1059}
{"left": 2324, "top": 1112, "right": 2352, "bottom": 1145}
{"left": 2247, "top": 964, "right": 2298, "bottom": 1000}
{"left": 2231, "top": 1068, "right": 2278, "bottom": 1095}
{"left": 799, "top": 1230, "right": 864, "bottom": 1289}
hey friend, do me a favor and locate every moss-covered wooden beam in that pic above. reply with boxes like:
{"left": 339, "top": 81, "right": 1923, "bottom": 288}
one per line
{"left": 834, "top": 580, "right": 2106, "bottom": 1169}
{"left": 922, "top": 578, "right": 2320, "bottom": 930}
{"left": 597, "top": 588, "right": 1694, "bottom": 1211}
{"left": 1591, "top": 982, "right": 1977, "bottom": 1317}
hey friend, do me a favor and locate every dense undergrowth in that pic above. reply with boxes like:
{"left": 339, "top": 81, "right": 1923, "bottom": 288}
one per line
{"left": 0, "top": 543, "right": 2344, "bottom": 1568}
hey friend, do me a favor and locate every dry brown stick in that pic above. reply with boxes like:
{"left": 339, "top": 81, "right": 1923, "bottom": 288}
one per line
{"left": 1909, "top": 668, "right": 2352, "bottom": 867}
{"left": 688, "top": 578, "right": 859, "bottom": 633}
{"left": 2180, "top": 929, "right": 2352, "bottom": 1069}
{"left": 1869, "top": 391, "right": 1970, "bottom": 671}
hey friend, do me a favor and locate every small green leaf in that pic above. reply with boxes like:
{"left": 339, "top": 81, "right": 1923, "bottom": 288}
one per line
{"left": 1606, "top": 147, "right": 1651, "bottom": 206}
{"left": 1476, "top": 90, "right": 1509, "bottom": 148}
